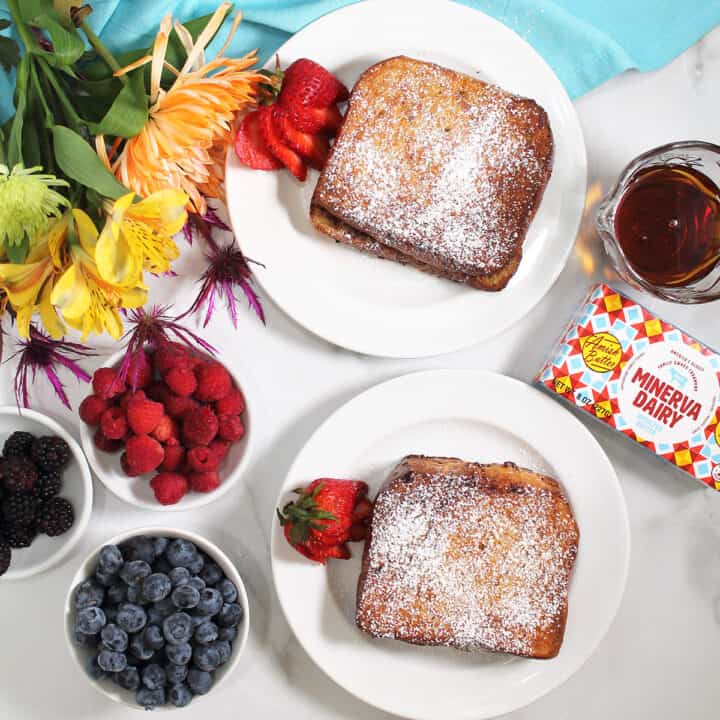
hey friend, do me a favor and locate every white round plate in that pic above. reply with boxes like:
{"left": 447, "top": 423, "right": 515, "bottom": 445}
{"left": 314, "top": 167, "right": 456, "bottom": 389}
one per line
{"left": 271, "top": 370, "right": 629, "bottom": 719}
{"left": 226, "top": 0, "right": 586, "bottom": 357}
{"left": 0, "top": 407, "right": 93, "bottom": 580}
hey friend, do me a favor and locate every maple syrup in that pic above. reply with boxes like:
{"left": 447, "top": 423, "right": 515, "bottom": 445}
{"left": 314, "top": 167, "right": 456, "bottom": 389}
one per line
{"left": 613, "top": 165, "right": 720, "bottom": 286}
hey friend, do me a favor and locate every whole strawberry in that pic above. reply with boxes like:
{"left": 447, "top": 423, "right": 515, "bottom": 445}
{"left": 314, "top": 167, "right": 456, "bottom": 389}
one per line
{"left": 277, "top": 479, "right": 369, "bottom": 564}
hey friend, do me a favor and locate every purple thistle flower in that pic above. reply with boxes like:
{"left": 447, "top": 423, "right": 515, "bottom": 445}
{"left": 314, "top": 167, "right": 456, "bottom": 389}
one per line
{"left": 9, "top": 326, "right": 94, "bottom": 410}
{"left": 116, "top": 306, "right": 217, "bottom": 390}
{"left": 180, "top": 242, "right": 265, "bottom": 328}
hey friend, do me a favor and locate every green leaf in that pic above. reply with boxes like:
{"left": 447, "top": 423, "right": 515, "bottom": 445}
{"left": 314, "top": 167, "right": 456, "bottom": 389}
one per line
{"left": 7, "top": 54, "right": 30, "bottom": 167}
{"left": 0, "top": 35, "right": 20, "bottom": 71}
{"left": 51, "top": 125, "right": 129, "bottom": 199}
{"left": 31, "top": 13, "right": 84, "bottom": 66}
{"left": 7, "top": 235, "right": 29, "bottom": 264}
{"left": 89, "top": 70, "right": 148, "bottom": 138}
{"left": 19, "top": 0, "right": 52, "bottom": 21}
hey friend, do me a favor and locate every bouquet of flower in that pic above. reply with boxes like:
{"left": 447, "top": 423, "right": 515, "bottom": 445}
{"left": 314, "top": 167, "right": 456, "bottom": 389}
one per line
{"left": 0, "top": 1, "right": 265, "bottom": 407}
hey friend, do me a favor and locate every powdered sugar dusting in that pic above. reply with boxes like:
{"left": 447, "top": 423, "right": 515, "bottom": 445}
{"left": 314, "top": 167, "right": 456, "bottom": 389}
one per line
{"left": 356, "top": 461, "right": 578, "bottom": 656}
{"left": 316, "top": 57, "right": 553, "bottom": 276}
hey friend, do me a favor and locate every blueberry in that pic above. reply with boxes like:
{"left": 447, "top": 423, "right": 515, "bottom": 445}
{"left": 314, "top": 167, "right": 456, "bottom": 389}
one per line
{"left": 76, "top": 606, "right": 106, "bottom": 635}
{"left": 192, "top": 645, "right": 220, "bottom": 672}
{"left": 126, "top": 585, "right": 142, "bottom": 603}
{"left": 101, "top": 624, "right": 128, "bottom": 652}
{"left": 186, "top": 553, "right": 204, "bottom": 575}
{"left": 163, "top": 612, "right": 193, "bottom": 645}
{"left": 153, "top": 537, "right": 169, "bottom": 556}
{"left": 217, "top": 602, "right": 243, "bottom": 628}
{"left": 142, "top": 624, "right": 165, "bottom": 651}
{"left": 94, "top": 566, "right": 117, "bottom": 587}
{"left": 196, "top": 588, "right": 223, "bottom": 616}
{"left": 168, "top": 567, "right": 191, "bottom": 587}
{"left": 154, "top": 556, "right": 172, "bottom": 575}
{"left": 116, "top": 603, "right": 147, "bottom": 633}
{"left": 74, "top": 579, "right": 105, "bottom": 609}
{"left": 199, "top": 562, "right": 223, "bottom": 586}
{"left": 136, "top": 687, "right": 165, "bottom": 708}
{"left": 165, "top": 662, "right": 188, "bottom": 684}
{"left": 169, "top": 683, "right": 193, "bottom": 707}
{"left": 142, "top": 573, "right": 172, "bottom": 602}
{"left": 98, "top": 544, "right": 124, "bottom": 574}
{"left": 102, "top": 605, "right": 118, "bottom": 623}
{"left": 165, "top": 641, "right": 192, "bottom": 665}
{"left": 171, "top": 584, "right": 200, "bottom": 610}
{"left": 211, "top": 640, "right": 231, "bottom": 666}
{"left": 85, "top": 654, "right": 106, "bottom": 680}
{"left": 129, "top": 632, "right": 154, "bottom": 661}
{"left": 107, "top": 582, "right": 127, "bottom": 605}
{"left": 188, "top": 576, "right": 205, "bottom": 592}
{"left": 142, "top": 663, "right": 167, "bottom": 690}
{"left": 97, "top": 649, "right": 127, "bottom": 673}
{"left": 74, "top": 629, "right": 97, "bottom": 648}
{"left": 194, "top": 621, "right": 218, "bottom": 645}
{"left": 187, "top": 668, "right": 213, "bottom": 695}
{"left": 152, "top": 596, "right": 176, "bottom": 618}
{"left": 116, "top": 665, "right": 140, "bottom": 691}
{"left": 216, "top": 578, "right": 238, "bottom": 603}
{"left": 217, "top": 626, "right": 237, "bottom": 643}
{"left": 119, "top": 560, "right": 151, "bottom": 587}
{"left": 122, "top": 535, "right": 156, "bottom": 564}
{"left": 165, "top": 539, "right": 197, "bottom": 568}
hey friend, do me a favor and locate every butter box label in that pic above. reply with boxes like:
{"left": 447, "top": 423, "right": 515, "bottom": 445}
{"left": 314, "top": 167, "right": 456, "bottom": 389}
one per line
{"left": 535, "top": 283, "right": 720, "bottom": 490}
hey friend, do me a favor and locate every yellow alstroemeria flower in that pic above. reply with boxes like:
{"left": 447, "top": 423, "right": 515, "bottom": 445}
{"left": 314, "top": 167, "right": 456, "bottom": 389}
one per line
{"left": 51, "top": 210, "right": 147, "bottom": 340}
{"left": 0, "top": 214, "right": 70, "bottom": 338}
{"left": 96, "top": 189, "right": 188, "bottom": 284}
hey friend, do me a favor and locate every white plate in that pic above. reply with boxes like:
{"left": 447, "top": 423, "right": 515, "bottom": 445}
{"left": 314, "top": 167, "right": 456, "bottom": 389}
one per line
{"left": 225, "top": 0, "right": 586, "bottom": 357}
{"left": 0, "top": 407, "right": 93, "bottom": 580}
{"left": 271, "top": 370, "right": 629, "bottom": 719}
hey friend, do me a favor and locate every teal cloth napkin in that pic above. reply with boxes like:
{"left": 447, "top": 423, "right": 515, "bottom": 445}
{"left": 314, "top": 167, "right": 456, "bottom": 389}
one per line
{"left": 1, "top": 0, "right": 718, "bottom": 125}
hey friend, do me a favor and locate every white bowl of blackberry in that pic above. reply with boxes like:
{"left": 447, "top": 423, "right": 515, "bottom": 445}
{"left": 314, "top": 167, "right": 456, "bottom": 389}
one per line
{"left": 64, "top": 527, "right": 250, "bottom": 710}
{"left": 0, "top": 407, "right": 93, "bottom": 580}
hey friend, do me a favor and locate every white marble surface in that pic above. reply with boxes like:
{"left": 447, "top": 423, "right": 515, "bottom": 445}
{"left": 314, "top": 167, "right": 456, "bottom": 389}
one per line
{"left": 2, "top": 20, "right": 720, "bottom": 720}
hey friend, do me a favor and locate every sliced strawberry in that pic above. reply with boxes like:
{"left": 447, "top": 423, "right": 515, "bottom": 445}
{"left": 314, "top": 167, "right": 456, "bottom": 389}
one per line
{"left": 284, "top": 103, "right": 343, "bottom": 135}
{"left": 234, "top": 110, "right": 283, "bottom": 170}
{"left": 275, "top": 109, "right": 329, "bottom": 170}
{"left": 258, "top": 105, "right": 307, "bottom": 181}
{"left": 280, "top": 58, "right": 349, "bottom": 108}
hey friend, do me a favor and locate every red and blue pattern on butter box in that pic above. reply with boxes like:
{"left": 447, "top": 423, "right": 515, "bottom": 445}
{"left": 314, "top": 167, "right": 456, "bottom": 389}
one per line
{"left": 535, "top": 283, "right": 720, "bottom": 490}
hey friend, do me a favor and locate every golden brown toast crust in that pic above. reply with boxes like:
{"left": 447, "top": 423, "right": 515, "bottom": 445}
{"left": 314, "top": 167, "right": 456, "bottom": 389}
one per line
{"left": 312, "top": 56, "right": 553, "bottom": 290}
{"left": 356, "top": 455, "right": 579, "bottom": 658}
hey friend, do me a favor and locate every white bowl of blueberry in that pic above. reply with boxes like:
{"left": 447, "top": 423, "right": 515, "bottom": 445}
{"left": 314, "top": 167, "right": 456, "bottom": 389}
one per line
{"left": 64, "top": 527, "right": 250, "bottom": 709}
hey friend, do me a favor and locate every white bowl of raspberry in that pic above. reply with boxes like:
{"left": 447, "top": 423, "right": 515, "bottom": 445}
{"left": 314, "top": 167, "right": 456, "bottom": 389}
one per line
{"left": 64, "top": 526, "right": 250, "bottom": 710}
{"left": 78, "top": 345, "right": 252, "bottom": 511}
{"left": 0, "top": 406, "right": 93, "bottom": 580}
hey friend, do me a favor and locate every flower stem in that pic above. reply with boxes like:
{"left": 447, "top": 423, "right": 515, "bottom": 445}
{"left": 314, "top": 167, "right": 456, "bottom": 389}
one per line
{"left": 6, "top": 0, "right": 36, "bottom": 54}
{"left": 37, "top": 58, "right": 84, "bottom": 132}
{"left": 79, "top": 19, "right": 128, "bottom": 85}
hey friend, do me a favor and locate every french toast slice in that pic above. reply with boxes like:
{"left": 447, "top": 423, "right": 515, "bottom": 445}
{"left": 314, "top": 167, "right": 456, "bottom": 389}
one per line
{"left": 356, "top": 455, "right": 579, "bottom": 658}
{"left": 311, "top": 56, "right": 553, "bottom": 290}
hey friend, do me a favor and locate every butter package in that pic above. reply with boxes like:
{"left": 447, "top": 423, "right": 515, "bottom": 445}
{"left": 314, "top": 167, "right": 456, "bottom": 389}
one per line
{"left": 535, "top": 283, "right": 720, "bottom": 490}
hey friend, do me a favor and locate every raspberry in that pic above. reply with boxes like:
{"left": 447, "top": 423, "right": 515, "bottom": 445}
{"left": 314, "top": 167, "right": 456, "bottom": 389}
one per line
{"left": 189, "top": 471, "right": 220, "bottom": 493}
{"left": 126, "top": 350, "right": 153, "bottom": 389}
{"left": 145, "top": 381, "right": 170, "bottom": 403}
{"left": 194, "top": 363, "right": 231, "bottom": 402}
{"left": 120, "top": 452, "right": 137, "bottom": 476}
{"left": 124, "top": 435, "right": 164, "bottom": 475}
{"left": 159, "top": 445, "right": 185, "bottom": 472}
{"left": 182, "top": 407, "right": 219, "bottom": 446}
{"left": 100, "top": 407, "right": 128, "bottom": 440}
{"left": 186, "top": 447, "right": 219, "bottom": 472}
{"left": 154, "top": 342, "right": 193, "bottom": 375}
{"left": 150, "top": 473, "right": 188, "bottom": 505}
{"left": 217, "top": 414, "right": 245, "bottom": 442}
{"left": 79, "top": 395, "right": 110, "bottom": 426}
{"left": 92, "top": 367, "right": 125, "bottom": 400}
{"left": 93, "top": 429, "right": 123, "bottom": 453}
{"left": 209, "top": 439, "right": 231, "bottom": 460}
{"left": 126, "top": 397, "right": 164, "bottom": 434}
{"left": 151, "top": 415, "right": 178, "bottom": 444}
{"left": 215, "top": 388, "right": 245, "bottom": 416}
{"left": 164, "top": 394, "right": 199, "bottom": 419}
{"left": 120, "top": 390, "right": 147, "bottom": 412}
{"left": 165, "top": 367, "right": 197, "bottom": 397}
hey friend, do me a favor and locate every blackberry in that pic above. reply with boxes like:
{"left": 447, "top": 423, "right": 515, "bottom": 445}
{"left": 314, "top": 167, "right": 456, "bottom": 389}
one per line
{"left": 3, "top": 523, "right": 35, "bottom": 548}
{"left": 0, "top": 541, "right": 10, "bottom": 576}
{"left": 35, "top": 497, "right": 74, "bottom": 536}
{"left": 3, "top": 431, "right": 35, "bottom": 458}
{"left": 2, "top": 492, "right": 38, "bottom": 526}
{"left": 3, "top": 456, "right": 38, "bottom": 492}
{"left": 31, "top": 436, "right": 71, "bottom": 472}
{"left": 32, "top": 470, "right": 62, "bottom": 501}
